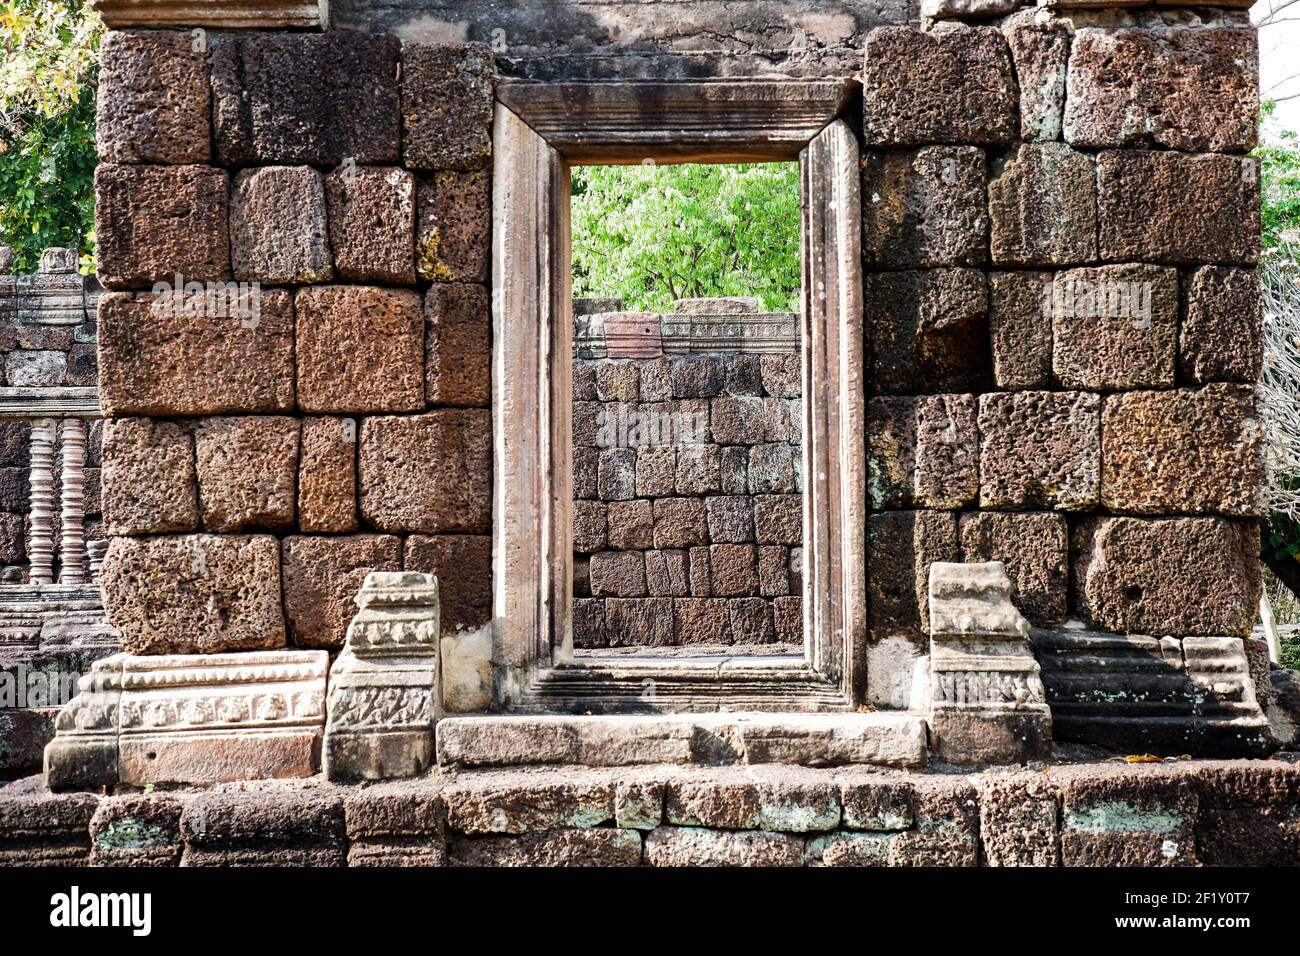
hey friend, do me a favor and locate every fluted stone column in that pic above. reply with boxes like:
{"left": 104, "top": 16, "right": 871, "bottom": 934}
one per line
{"left": 58, "top": 418, "right": 87, "bottom": 584}
{"left": 27, "top": 418, "right": 57, "bottom": 585}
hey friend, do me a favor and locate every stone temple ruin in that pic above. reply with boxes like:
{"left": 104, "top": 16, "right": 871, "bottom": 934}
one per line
{"left": 1, "top": 0, "right": 1299, "bottom": 867}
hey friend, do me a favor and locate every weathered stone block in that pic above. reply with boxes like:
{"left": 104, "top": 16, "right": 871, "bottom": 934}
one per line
{"left": 867, "top": 394, "right": 978, "bottom": 510}
{"left": 989, "top": 271, "right": 1052, "bottom": 390}
{"left": 95, "top": 164, "right": 230, "bottom": 288}
{"left": 645, "top": 549, "right": 689, "bottom": 597}
{"left": 325, "top": 166, "right": 417, "bottom": 284}
{"left": 730, "top": 597, "right": 776, "bottom": 643}
{"left": 101, "top": 418, "right": 199, "bottom": 535}
{"left": 669, "top": 355, "right": 724, "bottom": 399}
{"left": 675, "top": 443, "right": 721, "bottom": 495}
{"left": 673, "top": 597, "right": 732, "bottom": 644}
{"left": 758, "top": 545, "right": 790, "bottom": 598}
{"left": 606, "top": 597, "right": 673, "bottom": 647}
{"left": 573, "top": 500, "right": 607, "bottom": 554}
{"left": 594, "top": 362, "right": 641, "bottom": 402}
{"left": 753, "top": 494, "right": 801, "bottom": 546}
{"left": 759, "top": 354, "right": 800, "bottom": 398}
{"left": 711, "top": 397, "right": 793, "bottom": 444}
{"left": 1064, "top": 28, "right": 1258, "bottom": 153}
{"left": 1002, "top": 12, "right": 1069, "bottom": 142}
{"left": 653, "top": 497, "right": 708, "bottom": 550}
{"left": 574, "top": 445, "right": 598, "bottom": 499}
{"left": 295, "top": 286, "right": 424, "bottom": 413}
{"left": 590, "top": 551, "right": 647, "bottom": 598}
{"left": 212, "top": 33, "right": 400, "bottom": 166}
{"left": 573, "top": 597, "right": 607, "bottom": 648}
{"left": 720, "top": 446, "right": 749, "bottom": 495}
{"left": 773, "top": 595, "right": 802, "bottom": 644}
{"left": 639, "top": 358, "right": 672, "bottom": 401}
{"left": 1074, "top": 516, "right": 1261, "bottom": 637}
{"left": 958, "top": 512, "right": 1069, "bottom": 627}
{"left": 989, "top": 143, "right": 1097, "bottom": 267}
{"left": 607, "top": 499, "right": 654, "bottom": 551}
{"left": 978, "top": 773, "right": 1061, "bottom": 867}
{"left": 978, "top": 391, "right": 1101, "bottom": 510}
{"left": 747, "top": 443, "right": 796, "bottom": 495}
{"left": 425, "top": 283, "right": 490, "bottom": 407}
{"left": 1102, "top": 385, "right": 1264, "bottom": 516}
{"left": 450, "top": 828, "right": 641, "bottom": 867}
{"left": 1097, "top": 150, "right": 1260, "bottom": 265}
{"left": 598, "top": 448, "right": 637, "bottom": 501}
{"left": 6, "top": 351, "right": 65, "bottom": 387}
{"left": 665, "top": 771, "right": 840, "bottom": 831}
{"left": 644, "top": 826, "right": 804, "bottom": 866}
{"left": 417, "top": 170, "right": 490, "bottom": 283}
{"left": 97, "top": 31, "right": 211, "bottom": 164}
{"left": 635, "top": 446, "right": 676, "bottom": 498}
{"left": 705, "top": 495, "right": 754, "bottom": 544}
{"left": 401, "top": 43, "right": 494, "bottom": 170}
{"left": 298, "top": 416, "right": 357, "bottom": 533}
{"left": 443, "top": 773, "right": 615, "bottom": 834}
{"left": 180, "top": 790, "right": 343, "bottom": 865}
{"left": 1050, "top": 263, "right": 1178, "bottom": 389}
{"left": 230, "top": 166, "right": 333, "bottom": 284}
{"left": 867, "top": 509, "right": 959, "bottom": 642}
{"left": 865, "top": 269, "right": 989, "bottom": 395}
{"left": 282, "top": 535, "right": 402, "bottom": 649}
{"left": 194, "top": 416, "right": 299, "bottom": 532}
{"left": 101, "top": 534, "right": 285, "bottom": 654}
{"left": 861, "top": 147, "right": 987, "bottom": 267}
{"left": 0, "top": 786, "right": 98, "bottom": 864}
{"left": 861, "top": 26, "right": 1016, "bottom": 147}
{"left": 709, "top": 544, "right": 759, "bottom": 597}
{"left": 840, "top": 777, "right": 915, "bottom": 831}
{"left": 359, "top": 411, "right": 491, "bottom": 533}
{"left": 89, "top": 794, "right": 184, "bottom": 867}
{"left": 404, "top": 534, "right": 492, "bottom": 636}
{"left": 1181, "top": 266, "right": 1263, "bottom": 384}
{"left": 98, "top": 290, "right": 294, "bottom": 416}
{"left": 1060, "top": 770, "right": 1198, "bottom": 866}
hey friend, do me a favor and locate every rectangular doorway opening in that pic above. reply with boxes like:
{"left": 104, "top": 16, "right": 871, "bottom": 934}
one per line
{"left": 492, "top": 81, "right": 864, "bottom": 713}
{"left": 570, "top": 162, "right": 805, "bottom": 661}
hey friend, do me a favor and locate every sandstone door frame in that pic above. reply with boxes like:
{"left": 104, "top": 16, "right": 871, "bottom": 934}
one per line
{"left": 492, "top": 79, "right": 866, "bottom": 712}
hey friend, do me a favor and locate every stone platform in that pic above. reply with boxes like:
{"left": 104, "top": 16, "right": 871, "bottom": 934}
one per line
{"left": 1, "top": 754, "right": 1296, "bottom": 866}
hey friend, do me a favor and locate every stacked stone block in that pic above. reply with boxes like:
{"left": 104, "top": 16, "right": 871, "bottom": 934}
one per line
{"left": 92, "top": 31, "right": 495, "bottom": 658}
{"left": 861, "top": 14, "right": 1263, "bottom": 707}
{"left": 573, "top": 330, "right": 803, "bottom": 649}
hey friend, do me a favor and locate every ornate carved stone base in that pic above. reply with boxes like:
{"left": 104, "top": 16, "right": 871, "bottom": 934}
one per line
{"left": 44, "top": 650, "right": 327, "bottom": 791}
{"left": 1033, "top": 628, "right": 1276, "bottom": 756}
{"left": 324, "top": 572, "right": 440, "bottom": 782}
{"left": 924, "top": 562, "right": 1052, "bottom": 765}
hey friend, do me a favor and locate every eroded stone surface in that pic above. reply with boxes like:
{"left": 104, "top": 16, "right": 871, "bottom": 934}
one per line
{"left": 1181, "top": 266, "right": 1263, "bottom": 384}
{"left": 101, "top": 418, "right": 198, "bottom": 536}
{"left": 978, "top": 391, "right": 1101, "bottom": 510}
{"left": 359, "top": 411, "right": 491, "bottom": 533}
{"left": 989, "top": 143, "right": 1097, "bottom": 267}
{"left": 101, "top": 535, "right": 285, "bottom": 654}
{"left": 866, "top": 269, "right": 989, "bottom": 394}
{"left": 862, "top": 26, "right": 1016, "bottom": 147}
{"left": 282, "top": 535, "right": 402, "bottom": 650}
{"left": 861, "top": 147, "right": 987, "bottom": 267}
{"left": 325, "top": 166, "right": 417, "bottom": 284}
{"left": 1064, "top": 28, "right": 1258, "bottom": 153}
{"left": 97, "top": 31, "right": 211, "bottom": 164}
{"left": 401, "top": 43, "right": 494, "bottom": 170}
{"left": 867, "top": 394, "right": 978, "bottom": 510}
{"left": 194, "top": 417, "right": 299, "bottom": 532}
{"left": 1101, "top": 385, "right": 1264, "bottom": 516}
{"left": 1074, "top": 516, "right": 1261, "bottom": 637}
{"left": 298, "top": 416, "right": 357, "bottom": 533}
{"left": 231, "top": 166, "right": 333, "bottom": 284}
{"left": 957, "top": 512, "right": 1069, "bottom": 627}
{"left": 425, "top": 283, "right": 490, "bottom": 407}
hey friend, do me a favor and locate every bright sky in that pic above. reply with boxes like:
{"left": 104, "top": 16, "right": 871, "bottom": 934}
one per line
{"left": 1256, "top": 0, "right": 1300, "bottom": 141}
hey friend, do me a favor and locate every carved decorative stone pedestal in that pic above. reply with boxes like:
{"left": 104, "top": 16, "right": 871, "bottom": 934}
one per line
{"left": 45, "top": 650, "right": 328, "bottom": 791}
{"left": 324, "top": 572, "right": 441, "bottom": 782}
{"left": 922, "top": 562, "right": 1052, "bottom": 765}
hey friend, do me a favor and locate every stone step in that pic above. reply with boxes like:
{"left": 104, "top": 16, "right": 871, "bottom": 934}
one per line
{"left": 435, "top": 711, "right": 929, "bottom": 769}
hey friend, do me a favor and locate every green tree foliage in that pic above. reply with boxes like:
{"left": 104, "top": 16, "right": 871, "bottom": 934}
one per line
{"left": 1258, "top": 103, "right": 1300, "bottom": 251}
{"left": 0, "top": 0, "right": 101, "bottom": 273}
{"left": 571, "top": 162, "right": 801, "bottom": 312}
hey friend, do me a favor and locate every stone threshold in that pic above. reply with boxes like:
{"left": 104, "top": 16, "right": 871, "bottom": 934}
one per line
{"left": 435, "top": 712, "right": 930, "bottom": 769}
{"left": 2, "top": 756, "right": 1297, "bottom": 866}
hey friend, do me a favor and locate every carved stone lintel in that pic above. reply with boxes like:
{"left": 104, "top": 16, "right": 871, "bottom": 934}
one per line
{"left": 924, "top": 561, "right": 1052, "bottom": 765}
{"left": 45, "top": 649, "right": 328, "bottom": 791}
{"left": 91, "top": 0, "right": 327, "bottom": 29}
{"left": 324, "top": 571, "right": 441, "bottom": 782}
